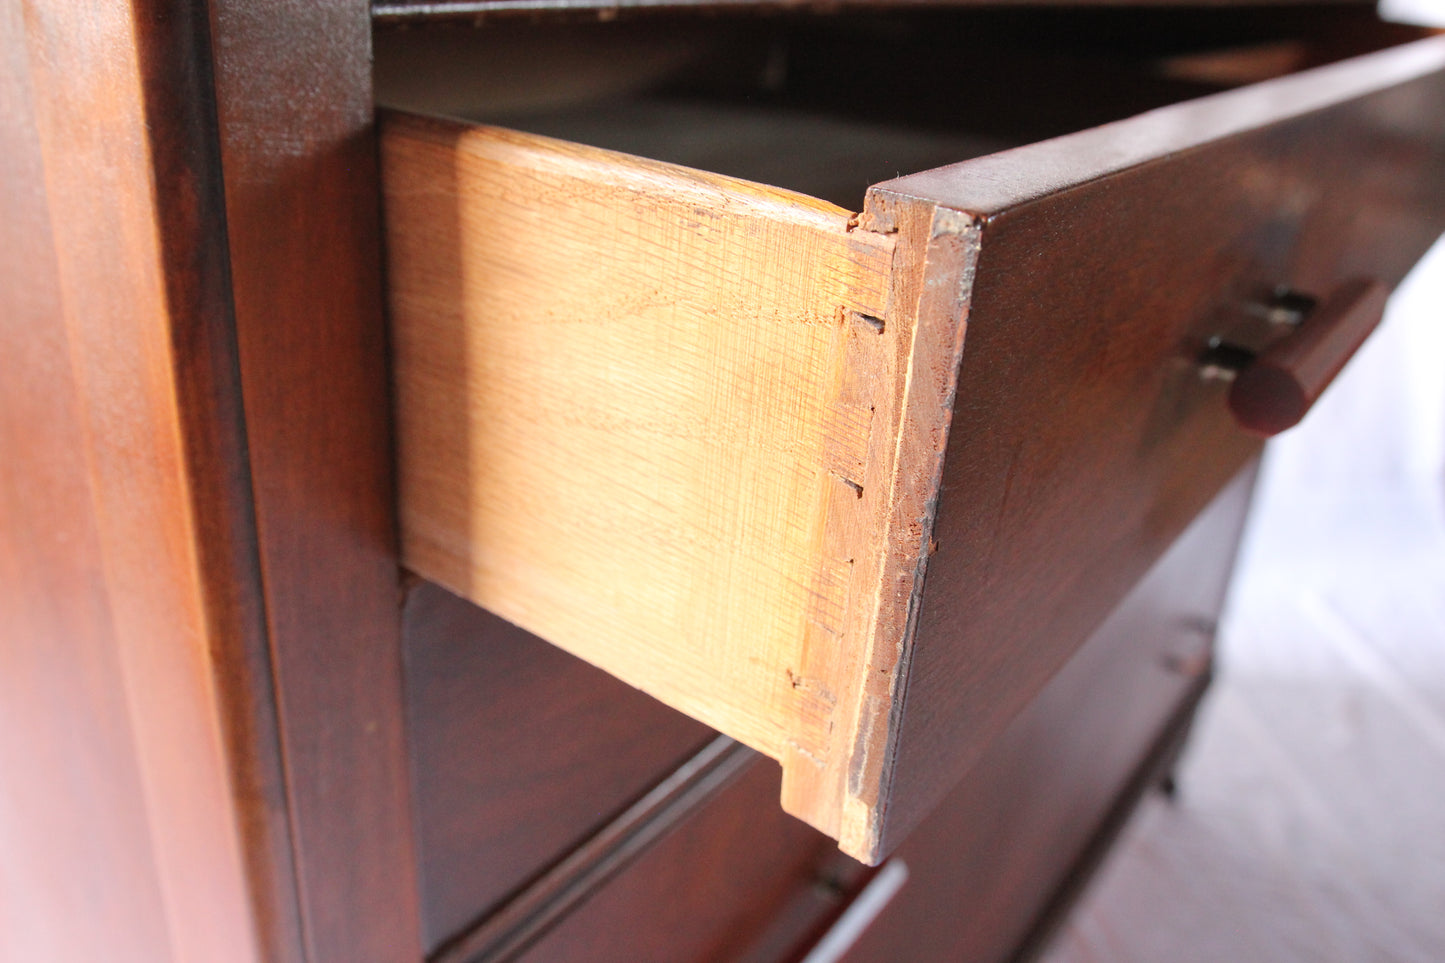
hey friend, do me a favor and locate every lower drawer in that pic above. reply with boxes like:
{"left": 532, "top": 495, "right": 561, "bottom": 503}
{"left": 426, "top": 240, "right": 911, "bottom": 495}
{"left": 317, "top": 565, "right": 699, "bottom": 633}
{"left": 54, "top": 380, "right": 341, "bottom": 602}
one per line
{"left": 508, "top": 760, "right": 850, "bottom": 963}
{"left": 841, "top": 462, "right": 1257, "bottom": 963}
{"left": 448, "top": 462, "right": 1255, "bottom": 963}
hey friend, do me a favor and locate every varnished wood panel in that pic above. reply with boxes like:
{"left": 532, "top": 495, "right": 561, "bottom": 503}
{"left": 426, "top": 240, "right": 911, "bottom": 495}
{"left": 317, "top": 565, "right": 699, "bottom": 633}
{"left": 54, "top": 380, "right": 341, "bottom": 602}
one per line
{"left": 205, "top": 0, "right": 423, "bottom": 957}
{"left": 383, "top": 113, "right": 968, "bottom": 857}
{"left": 0, "top": 1, "right": 287, "bottom": 959}
{"left": 843, "top": 465, "right": 1257, "bottom": 963}
{"left": 403, "top": 581, "right": 714, "bottom": 953}
{"left": 431, "top": 738, "right": 769, "bottom": 963}
{"left": 869, "top": 36, "right": 1445, "bottom": 854}
{"left": 511, "top": 760, "right": 854, "bottom": 963}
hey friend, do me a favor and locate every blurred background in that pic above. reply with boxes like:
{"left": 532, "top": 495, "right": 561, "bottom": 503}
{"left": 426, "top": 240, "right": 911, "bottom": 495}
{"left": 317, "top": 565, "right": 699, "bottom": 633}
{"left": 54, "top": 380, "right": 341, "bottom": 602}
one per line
{"left": 1045, "top": 234, "right": 1445, "bottom": 961}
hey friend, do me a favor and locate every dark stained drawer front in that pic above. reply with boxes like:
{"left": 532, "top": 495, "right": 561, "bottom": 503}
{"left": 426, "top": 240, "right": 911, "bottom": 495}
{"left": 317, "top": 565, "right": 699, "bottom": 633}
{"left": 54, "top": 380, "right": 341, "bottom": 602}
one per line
{"left": 870, "top": 41, "right": 1445, "bottom": 852}
{"left": 843, "top": 463, "right": 1257, "bottom": 963}
{"left": 380, "top": 24, "right": 1445, "bottom": 862}
{"left": 403, "top": 581, "right": 714, "bottom": 953}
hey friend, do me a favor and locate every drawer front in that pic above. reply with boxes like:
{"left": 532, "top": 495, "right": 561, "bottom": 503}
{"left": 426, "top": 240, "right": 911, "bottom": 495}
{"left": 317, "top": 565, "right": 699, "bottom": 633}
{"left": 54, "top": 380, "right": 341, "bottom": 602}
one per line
{"left": 844, "top": 463, "right": 1256, "bottom": 963}
{"left": 403, "top": 581, "right": 714, "bottom": 952}
{"left": 869, "top": 39, "right": 1445, "bottom": 852}
{"left": 381, "top": 35, "right": 1445, "bottom": 862}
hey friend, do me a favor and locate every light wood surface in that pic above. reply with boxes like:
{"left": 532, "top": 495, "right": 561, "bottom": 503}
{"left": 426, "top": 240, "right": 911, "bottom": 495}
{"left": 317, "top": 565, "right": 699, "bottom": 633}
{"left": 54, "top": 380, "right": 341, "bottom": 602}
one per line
{"left": 382, "top": 112, "right": 969, "bottom": 858}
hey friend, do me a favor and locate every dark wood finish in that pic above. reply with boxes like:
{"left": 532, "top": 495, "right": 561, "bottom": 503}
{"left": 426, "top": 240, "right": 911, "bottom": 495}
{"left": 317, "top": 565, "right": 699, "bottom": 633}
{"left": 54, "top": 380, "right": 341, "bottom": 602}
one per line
{"left": 1006, "top": 680, "right": 1212, "bottom": 963}
{"left": 373, "top": 10, "right": 1430, "bottom": 180}
{"left": 372, "top": 0, "right": 1374, "bottom": 24}
{"left": 840, "top": 465, "right": 1258, "bottom": 963}
{"left": 510, "top": 760, "right": 861, "bottom": 963}
{"left": 131, "top": 3, "right": 310, "bottom": 957}
{"left": 8, "top": 7, "right": 1444, "bottom": 962}
{"left": 867, "top": 38, "right": 1445, "bottom": 854}
{"left": 203, "top": 0, "right": 424, "bottom": 958}
{"left": 0, "top": 1, "right": 296, "bottom": 959}
{"left": 1230, "top": 277, "right": 1389, "bottom": 435}
{"left": 435, "top": 737, "right": 754, "bottom": 962}
{"left": 403, "top": 581, "right": 715, "bottom": 953}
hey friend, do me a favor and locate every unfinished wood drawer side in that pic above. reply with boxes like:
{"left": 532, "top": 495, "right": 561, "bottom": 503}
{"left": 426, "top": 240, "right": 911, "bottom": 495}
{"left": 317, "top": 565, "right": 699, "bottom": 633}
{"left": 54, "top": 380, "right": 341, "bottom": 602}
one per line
{"left": 381, "top": 112, "right": 971, "bottom": 856}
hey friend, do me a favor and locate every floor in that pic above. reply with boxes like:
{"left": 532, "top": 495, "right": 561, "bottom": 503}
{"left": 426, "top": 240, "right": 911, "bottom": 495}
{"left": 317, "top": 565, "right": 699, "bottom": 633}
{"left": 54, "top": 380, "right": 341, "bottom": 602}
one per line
{"left": 1042, "top": 239, "right": 1445, "bottom": 963}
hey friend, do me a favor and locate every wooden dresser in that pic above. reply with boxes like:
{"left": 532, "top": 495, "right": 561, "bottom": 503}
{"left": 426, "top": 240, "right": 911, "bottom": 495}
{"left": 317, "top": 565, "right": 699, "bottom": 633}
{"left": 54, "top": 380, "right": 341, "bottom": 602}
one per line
{"left": 2, "top": 3, "right": 1443, "bottom": 962}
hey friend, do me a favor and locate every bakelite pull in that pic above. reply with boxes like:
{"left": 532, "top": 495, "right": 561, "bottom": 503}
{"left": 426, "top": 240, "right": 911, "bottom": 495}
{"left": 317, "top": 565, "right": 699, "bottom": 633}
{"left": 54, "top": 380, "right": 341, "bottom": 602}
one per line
{"left": 1228, "top": 278, "right": 1389, "bottom": 437}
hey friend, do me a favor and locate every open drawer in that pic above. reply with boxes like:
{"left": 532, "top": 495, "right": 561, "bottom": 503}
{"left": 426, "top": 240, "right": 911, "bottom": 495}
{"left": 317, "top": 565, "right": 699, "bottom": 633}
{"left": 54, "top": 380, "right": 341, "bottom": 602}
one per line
{"left": 376, "top": 13, "right": 1445, "bottom": 863}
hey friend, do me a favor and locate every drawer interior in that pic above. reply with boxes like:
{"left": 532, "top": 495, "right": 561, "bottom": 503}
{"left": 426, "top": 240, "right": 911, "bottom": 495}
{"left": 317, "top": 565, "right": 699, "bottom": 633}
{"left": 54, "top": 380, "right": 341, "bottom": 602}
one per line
{"left": 375, "top": 7, "right": 1428, "bottom": 208}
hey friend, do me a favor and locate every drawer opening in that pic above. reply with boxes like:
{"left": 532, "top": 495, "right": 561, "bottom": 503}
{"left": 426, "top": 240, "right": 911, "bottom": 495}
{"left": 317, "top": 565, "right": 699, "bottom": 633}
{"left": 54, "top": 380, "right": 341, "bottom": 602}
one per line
{"left": 376, "top": 6, "right": 1428, "bottom": 208}
{"left": 374, "top": 9, "right": 1445, "bottom": 865}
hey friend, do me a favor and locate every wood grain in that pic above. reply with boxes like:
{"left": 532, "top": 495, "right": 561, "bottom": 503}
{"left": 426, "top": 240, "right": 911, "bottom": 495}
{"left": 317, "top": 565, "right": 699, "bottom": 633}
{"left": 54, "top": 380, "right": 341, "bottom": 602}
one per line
{"left": 0, "top": 1, "right": 285, "bottom": 959}
{"left": 205, "top": 0, "right": 424, "bottom": 957}
{"left": 383, "top": 112, "right": 969, "bottom": 858}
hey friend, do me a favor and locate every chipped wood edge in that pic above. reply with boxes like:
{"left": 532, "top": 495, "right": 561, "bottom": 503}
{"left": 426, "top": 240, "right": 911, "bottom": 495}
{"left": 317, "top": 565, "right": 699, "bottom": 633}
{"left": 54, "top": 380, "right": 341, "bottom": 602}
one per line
{"left": 780, "top": 189, "right": 979, "bottom": 863}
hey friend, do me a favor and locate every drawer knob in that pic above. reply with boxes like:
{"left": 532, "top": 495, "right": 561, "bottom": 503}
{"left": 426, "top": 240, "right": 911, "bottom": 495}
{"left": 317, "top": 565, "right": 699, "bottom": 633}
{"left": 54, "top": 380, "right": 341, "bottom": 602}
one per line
{"left": 1227, "top": 277, "right": 1389, "bottom": 437}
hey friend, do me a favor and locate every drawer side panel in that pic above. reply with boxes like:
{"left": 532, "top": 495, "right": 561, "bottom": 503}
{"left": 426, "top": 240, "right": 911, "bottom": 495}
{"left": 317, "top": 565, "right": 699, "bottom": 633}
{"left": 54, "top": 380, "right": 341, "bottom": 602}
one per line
{"left": 383, "top": 114, "right": 902, "bottom": 776}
